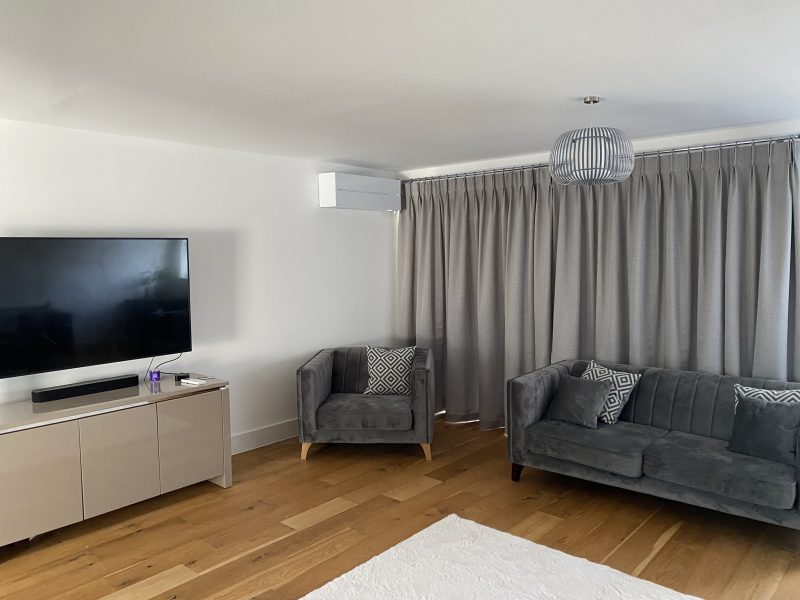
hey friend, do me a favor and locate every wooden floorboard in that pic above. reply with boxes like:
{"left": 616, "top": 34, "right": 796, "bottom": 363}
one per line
{"left": 1, "top": 420, "right": 799, "bottom": 599}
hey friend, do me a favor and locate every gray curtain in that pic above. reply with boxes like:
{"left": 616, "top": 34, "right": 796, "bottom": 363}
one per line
{"left": 398, "top": 140, "right": 800, "bottom": 429}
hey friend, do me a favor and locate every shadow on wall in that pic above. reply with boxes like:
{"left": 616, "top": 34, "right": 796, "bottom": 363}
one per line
{"left": 183, "top": 230, "right": 238, "bottom": 344}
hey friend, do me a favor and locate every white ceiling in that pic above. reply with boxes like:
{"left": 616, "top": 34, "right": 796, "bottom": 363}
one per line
{"left": 0, "top": 0, "right": 798, "bottom": 171}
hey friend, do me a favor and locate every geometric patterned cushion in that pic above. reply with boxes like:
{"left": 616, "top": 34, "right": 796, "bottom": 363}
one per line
{"left": 580, "top": 360, "right": 641, "bottom": 424}
{"left": 734, "top": 384, "right": 800, "bottom": 407}
{"left": 363, "top": 346, "right": 416, "bottom": 395}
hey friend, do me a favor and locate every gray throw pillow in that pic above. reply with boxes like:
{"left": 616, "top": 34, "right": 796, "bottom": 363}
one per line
{"left": 728, "top": 392, "right": 800, "bottom": 466}
{"left": 546, "top": 375, "right": 613, "bottom": 429}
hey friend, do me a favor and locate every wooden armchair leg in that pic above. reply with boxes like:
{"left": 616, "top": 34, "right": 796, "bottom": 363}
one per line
{"left": 420, "top": 443, "right": 432, "bottom": 461}
{"left": 300, "top": 442, "right": 312, "bottom": 460}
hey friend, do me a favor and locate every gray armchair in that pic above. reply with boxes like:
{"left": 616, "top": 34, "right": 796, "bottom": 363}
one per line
{"left": 296, "top": 346, "right": 435, "bottom": 460}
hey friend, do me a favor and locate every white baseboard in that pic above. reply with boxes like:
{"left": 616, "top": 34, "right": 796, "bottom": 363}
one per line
{"left": 232, "top": 418, "right": 298, "bottom": 454}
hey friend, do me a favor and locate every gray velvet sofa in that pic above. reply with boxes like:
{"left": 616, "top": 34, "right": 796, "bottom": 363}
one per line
{"left": 507, "top": 359, "right": 800, "bottom": 529}
{"left": 297, "top": 346, "right": 435, "bottom": 460}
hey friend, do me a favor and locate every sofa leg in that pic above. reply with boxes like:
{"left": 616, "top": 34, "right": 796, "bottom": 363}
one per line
{"left": 420, "top": 443, "right": 432, "bottom": 461}
{"left": 511, "top": 463, "right": 523, "bottom": 482}
{"left": 300, "top": 442, "right": 312, "bottom": 460}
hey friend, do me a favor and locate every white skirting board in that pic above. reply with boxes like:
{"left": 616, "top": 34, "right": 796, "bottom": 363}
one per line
{"left": 232, "top": 418, "right": 298, "bottom": 454}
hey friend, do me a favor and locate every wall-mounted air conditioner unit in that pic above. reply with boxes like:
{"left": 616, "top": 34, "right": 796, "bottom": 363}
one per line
{"left": 318, "top": 172, "right": 401, "bottom": 211}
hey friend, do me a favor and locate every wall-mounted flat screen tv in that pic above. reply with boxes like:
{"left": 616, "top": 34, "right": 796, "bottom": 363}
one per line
{"left": 0, "top": 237, "right": 191, "bottom": 379}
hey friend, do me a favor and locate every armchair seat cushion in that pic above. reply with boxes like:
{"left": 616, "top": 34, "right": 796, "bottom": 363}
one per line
{"left": 643, "top": 431, "right": 797, "bottom": 509}
{"left": 317, "top": 393, "right": 413, "bottom": 431}
{"left": 526, "top": 419, "right": 667, "bottom": 477}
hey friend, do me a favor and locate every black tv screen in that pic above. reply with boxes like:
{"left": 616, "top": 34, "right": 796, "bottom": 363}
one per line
{"left": 0, "top": 238, "right": 191, "bottom": 379}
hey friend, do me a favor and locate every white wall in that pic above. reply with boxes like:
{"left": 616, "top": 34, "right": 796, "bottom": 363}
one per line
{"left": 0, "top": 119, "right": 398, "bottom": 453}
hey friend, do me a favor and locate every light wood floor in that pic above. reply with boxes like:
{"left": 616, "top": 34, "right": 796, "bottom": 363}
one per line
{"left": 1, "top": 421, "right": 800, "bottom": 599}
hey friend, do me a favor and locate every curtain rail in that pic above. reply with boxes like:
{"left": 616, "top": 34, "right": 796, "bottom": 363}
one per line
{"left": 406, "top": 133, "right": 800, "bottom": 183}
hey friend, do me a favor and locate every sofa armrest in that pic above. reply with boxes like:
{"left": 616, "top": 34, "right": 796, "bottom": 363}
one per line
{"left": 507, "top": 360, "right": 574, "bottom": 463}
{"left": 796, "top": 434, "right": 800, "bottom": 513}
{"left": 296, "top": 349, "right": 334, "bottom": 441}
{"left": 411, "top": 347, "right": 435, "bottom": 443}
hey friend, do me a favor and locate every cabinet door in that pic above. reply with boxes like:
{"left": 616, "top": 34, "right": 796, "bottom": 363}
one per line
{"left": 0, "top": 421, "right": 83, "bottom": 546}
{"left": 80, "top": 405, "right": 160, "bottom": 519}
{"left": 158, "top": 390, "right": 223, "bottom": 493}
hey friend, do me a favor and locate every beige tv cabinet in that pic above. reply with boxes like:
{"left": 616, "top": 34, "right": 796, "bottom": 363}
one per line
{"left": 0, "top": 375, "right": 231, "bottom": 547}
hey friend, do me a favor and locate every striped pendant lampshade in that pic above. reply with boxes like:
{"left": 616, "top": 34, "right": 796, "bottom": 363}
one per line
{"left": 549, "top": 98, "right": 635, "bottom": 185}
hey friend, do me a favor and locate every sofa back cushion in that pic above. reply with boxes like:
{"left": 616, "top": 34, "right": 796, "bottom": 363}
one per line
{"left": 331, "top": 347, "right": 369, "bottom": 394}
{"left": 571, "top": 360, "right": 800, "bottom": 441}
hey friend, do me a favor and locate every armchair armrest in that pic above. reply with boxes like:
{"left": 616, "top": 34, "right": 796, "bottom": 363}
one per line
{"left": 411, "top": 347, "right": 435, "bottom": 443}
{"left": 506, "top": 360, "right": 573, "bottom": 463}
{"left": 296, "top": 349, "right": 334, "bottom": 441}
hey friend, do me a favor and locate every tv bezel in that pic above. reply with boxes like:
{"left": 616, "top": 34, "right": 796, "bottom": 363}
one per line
{"left": 0, "top": 236, "right": 193, "bottom": 379}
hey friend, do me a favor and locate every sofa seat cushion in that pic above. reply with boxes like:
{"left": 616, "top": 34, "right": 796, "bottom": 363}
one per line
{"left": 643, "top": 431, "right": 797, "bottom": 510}
{"left": 526, "top": 419, "right": 668, "bottom": 477}
{"left": 317, "top": 393, "right": 412, "bottom": 431}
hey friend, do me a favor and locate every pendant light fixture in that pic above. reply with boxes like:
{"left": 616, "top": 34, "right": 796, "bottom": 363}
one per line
{"left": 549, "top": 96, "right": 635, "bottom": 185}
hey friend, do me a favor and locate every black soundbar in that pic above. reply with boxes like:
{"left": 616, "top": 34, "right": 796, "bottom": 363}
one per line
{"left": 31, "top": 374, "right": 140, "bottom": 403}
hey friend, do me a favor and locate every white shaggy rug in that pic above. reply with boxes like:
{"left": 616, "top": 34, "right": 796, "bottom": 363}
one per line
{"left": 302, "top": 514, "right": 699, "bottom": 599}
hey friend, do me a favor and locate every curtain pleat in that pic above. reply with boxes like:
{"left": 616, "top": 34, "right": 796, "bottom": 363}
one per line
{"left": 695, "top": 156, "right": 725, "bottom": 374}
{"left": 791, "top": 150, "right": 800, "bottom": 380}
{"left": 398, "top": 141, "right": 800, "bottom": 428}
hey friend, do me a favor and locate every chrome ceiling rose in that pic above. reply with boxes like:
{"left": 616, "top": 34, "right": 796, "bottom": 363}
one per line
{"left": 549, "top": 98, "right": 634, "bottom": 186}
